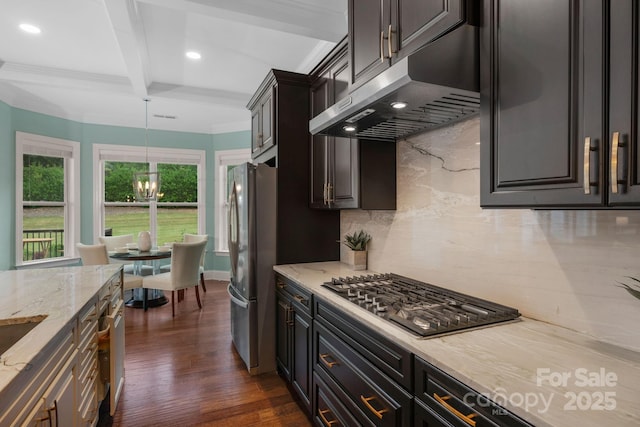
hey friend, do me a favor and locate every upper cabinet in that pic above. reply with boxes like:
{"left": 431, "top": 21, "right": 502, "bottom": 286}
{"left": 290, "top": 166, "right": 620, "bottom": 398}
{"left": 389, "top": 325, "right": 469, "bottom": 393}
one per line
{"left": 349, "top": 0, "right": 470, "bottom": 89}
{"left": 481, "top": 0, "right": 640, "bottom": 208}
{"left": 250, "top": 90, "right": 273, "bottom": 157}
{"left": 310, "top": 38, "right": 396, "bottom": 210}
{"left": 247, "top": 70, "right": 310, "bottom": 165}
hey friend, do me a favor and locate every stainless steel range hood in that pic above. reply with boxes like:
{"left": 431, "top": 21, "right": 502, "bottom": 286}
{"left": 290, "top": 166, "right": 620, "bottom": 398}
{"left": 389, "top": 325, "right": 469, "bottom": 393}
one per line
{"left": 309, "top": 24, "right": 479, "bottom": 141}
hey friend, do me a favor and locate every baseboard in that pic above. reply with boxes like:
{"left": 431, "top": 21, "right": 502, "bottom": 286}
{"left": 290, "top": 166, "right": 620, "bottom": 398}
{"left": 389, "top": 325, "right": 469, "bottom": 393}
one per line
{"left": 204, "top": 270, "right": 230, "bottom": 281}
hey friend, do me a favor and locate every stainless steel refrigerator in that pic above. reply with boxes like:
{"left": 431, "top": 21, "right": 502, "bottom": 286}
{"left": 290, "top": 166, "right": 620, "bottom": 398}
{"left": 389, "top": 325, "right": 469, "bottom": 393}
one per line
{"left": 227, "top": 162, "right": 277, "bottom": 374}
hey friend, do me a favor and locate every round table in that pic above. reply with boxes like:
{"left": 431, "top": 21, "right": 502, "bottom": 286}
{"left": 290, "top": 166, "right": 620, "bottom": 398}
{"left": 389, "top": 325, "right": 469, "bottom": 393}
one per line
{"left": 109, "top": 250, "right": 172, "bottom": 309}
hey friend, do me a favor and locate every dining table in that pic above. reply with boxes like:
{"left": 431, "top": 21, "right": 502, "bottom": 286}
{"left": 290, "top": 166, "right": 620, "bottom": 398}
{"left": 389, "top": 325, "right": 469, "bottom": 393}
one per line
{"left": 109, "top": 249, "right": 172, "bottom": 310}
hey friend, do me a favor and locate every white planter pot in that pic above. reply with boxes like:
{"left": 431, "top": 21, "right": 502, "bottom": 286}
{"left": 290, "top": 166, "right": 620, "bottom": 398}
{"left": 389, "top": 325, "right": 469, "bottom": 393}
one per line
{"left": 345, "top": 250, "right": 367, "bottom": 271}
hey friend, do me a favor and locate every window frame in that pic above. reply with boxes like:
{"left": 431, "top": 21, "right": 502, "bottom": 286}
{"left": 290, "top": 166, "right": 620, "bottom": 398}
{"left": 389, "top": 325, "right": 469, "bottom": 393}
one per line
{"left": 15, "top": 131, "right": 81, "bottom": 268}
{"left": 93, "top": 144, "right": 206, "bottom": 245}
{"left": 215, "top": 149, "right": 251, "bottom": 254}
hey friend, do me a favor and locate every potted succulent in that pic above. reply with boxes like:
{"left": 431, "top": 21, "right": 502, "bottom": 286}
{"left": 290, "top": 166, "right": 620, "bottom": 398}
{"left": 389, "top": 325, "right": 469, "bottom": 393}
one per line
{"left": 343, "top": 230, "right": 371, "bottom": 270}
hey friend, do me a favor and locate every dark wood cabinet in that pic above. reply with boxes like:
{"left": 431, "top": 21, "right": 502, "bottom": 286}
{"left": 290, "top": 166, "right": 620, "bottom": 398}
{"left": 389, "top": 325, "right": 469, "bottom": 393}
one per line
{"left": 275, "top": 274, "right": 313, "bottom": 414}
{"left": 414, "top": 356, "right": 533, "bottom": 427}
{"left": 310, "top": 38, "right": 397, "bottom": 210}
{"left": 313, "top": 300, "right": 414, "bottom": 427}
{"left": 608, "top": 0, "right": 640, "bottom": 205}
{"left": 247, "top": 70, "right": 340, "bottom": 263}
{"left": 481, "top": 0, "right": 640, "bottom": 208}
{"left": 349, "top": 0, "right": 470, "bottom": 88}
{"left": 250, "top": 89, "right": 273, "bottom": 156}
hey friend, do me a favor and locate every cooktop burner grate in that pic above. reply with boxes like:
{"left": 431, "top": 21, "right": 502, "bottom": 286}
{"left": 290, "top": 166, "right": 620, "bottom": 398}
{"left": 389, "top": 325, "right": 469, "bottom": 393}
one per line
{"left": 323, "top": 273, "right": 520, "bottom": 338}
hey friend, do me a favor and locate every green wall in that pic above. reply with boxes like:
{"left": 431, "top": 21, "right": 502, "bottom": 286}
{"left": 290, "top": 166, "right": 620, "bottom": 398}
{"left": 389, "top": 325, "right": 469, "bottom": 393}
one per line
{"left": 1, "top": 101, "right": 249, "bottom": 272}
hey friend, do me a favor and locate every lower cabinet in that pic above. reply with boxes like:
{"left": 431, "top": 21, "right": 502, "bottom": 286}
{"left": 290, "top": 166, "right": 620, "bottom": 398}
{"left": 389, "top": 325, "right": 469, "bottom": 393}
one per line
{"left": 0, "top": 269, "right": 125, "bottom": 427}
{"left": 313, "top": 320, "right": 413, "bottom": 426}
{"left": 414, "top": 357, "right": 534, "bottom": 427}
{"left": 275, "top": 274, "right": 313, "bottom": 414}
{"left": 276, "top": 274, "right": 535, "bottom": 427}
{"left": 23, "top": 350, "right": 78, "bottom": 427}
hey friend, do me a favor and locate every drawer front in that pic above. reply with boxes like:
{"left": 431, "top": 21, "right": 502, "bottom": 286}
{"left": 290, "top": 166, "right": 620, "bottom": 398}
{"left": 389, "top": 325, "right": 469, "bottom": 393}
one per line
{"left": 315, "top": 297, "right": 412, "bottom": 389}
{"left": 315, "top": 321, "right": 413, "bottom": 427}
{"left": 415, "top": 357, "right": 533, "bottom": 427}
{"left": 313, "top": 372, "right": 362, "bottom": 427}
{"left": 276, "top": 274, "right": 312, "bottom": 315}
{"left": 0, "top": 326, "right": 75, "bottom": 426}
{"left": 415, "top": 398, "right": 455, "bottom": 427}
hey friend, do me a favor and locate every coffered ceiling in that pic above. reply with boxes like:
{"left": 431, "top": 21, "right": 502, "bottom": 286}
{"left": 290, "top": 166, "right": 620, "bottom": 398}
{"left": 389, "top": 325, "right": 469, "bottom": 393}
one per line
{"left": 0, "top": 0, "right": 346, "bottom": 134}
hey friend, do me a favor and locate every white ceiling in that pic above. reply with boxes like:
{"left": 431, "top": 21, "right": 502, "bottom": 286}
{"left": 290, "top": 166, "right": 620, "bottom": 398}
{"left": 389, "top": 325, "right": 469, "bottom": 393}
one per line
{"left": 0, "top": 0, "right": 347, "bottom": 134}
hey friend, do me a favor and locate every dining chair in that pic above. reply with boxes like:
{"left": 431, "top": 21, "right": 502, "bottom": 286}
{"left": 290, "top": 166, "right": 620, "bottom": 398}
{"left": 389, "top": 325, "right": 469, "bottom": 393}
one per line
{"left": 142, "top": 240, "right": 207, "bottom": 317}
{"left": 159, "top": 233, "right": 208, "bottom": 292}
{"left": 98, "top": 234, "right": 154, "bottom": 276}
{"left": 76, "top": 243, "right": 143, "bottom": 292}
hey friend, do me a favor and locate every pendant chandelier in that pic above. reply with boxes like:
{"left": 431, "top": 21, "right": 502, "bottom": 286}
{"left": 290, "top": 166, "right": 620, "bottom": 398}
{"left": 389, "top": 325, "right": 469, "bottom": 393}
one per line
{"left": 133, "top": 98, "right": 160, "bottom": 201}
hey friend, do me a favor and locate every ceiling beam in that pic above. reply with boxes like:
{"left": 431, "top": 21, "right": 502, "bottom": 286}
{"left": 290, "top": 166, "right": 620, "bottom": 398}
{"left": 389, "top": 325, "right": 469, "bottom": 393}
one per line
{"left": 137, "top": 0, "right": 347, "bottom": 42}
{"left": 103, "top": 0, "right": 151, "bottom": 98}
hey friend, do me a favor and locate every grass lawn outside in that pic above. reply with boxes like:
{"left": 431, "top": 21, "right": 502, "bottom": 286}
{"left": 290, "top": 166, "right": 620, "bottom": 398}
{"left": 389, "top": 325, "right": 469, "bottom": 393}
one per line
{"left": 23, "top": 207, "right": 199, "bottom": 260}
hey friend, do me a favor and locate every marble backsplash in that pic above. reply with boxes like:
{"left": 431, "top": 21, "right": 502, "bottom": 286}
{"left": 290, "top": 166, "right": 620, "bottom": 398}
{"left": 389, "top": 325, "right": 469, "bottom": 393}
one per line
{"left": 341, "top": 117, "right": 640, "bottom": 352}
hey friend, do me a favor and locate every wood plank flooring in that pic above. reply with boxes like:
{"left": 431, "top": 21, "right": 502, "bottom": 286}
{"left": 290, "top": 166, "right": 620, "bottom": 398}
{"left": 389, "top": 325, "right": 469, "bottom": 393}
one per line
{"left": 103, "top": 280, "right": 312, "bottom": 427}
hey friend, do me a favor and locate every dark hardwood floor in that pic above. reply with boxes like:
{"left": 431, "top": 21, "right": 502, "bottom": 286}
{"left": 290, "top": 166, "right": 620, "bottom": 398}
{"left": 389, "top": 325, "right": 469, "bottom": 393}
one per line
{"left": 102, "top": 280, "right": 312, "bottom": 427}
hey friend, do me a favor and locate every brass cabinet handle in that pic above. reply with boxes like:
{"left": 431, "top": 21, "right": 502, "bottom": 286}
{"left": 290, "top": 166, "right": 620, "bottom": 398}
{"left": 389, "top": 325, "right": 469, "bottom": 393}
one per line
{"left": 380, "top": 31, "right": 385, "bottom": 62}
{"left": 293, "top": 294, "right": 307, "bottom": 305}
{"left": 277, "top": 281, "right": 286, "bottom": 289}
{"left": 319, "top": 408, "right": 339, "bottom": 426}
{"left": 388, "top": 24, "right": 394, "bottom": 57}
{"left": 327, "top": 183, "right": 334, "bottom": 203}
{"left": 286, "top": 305, "right": 294, "bottom": 326}
{"left": 360, "top": 395, "right": 388, "bottom": 419}
{"left": 319, "top": 353, "right": 339, "bottom": 368}
{"left": 434, "top": 393, "right": 477, "bottom": 426}
{"left": 611, "top": 131, "right": 620, "bottom": 193}
{"left": 323, "top": 182, "right": 328, "bottom": 205}
{"left": 583, "top": 137, "right": 595, "bottom": 194}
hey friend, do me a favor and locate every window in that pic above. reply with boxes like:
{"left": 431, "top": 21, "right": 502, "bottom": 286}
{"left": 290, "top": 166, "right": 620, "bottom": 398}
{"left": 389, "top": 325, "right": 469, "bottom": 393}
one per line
{"left": 16, "top": 132, "right": 80, "bottom": 266}
{"left": 215, "top": 149, "right": 251, "bottom": 253}
{"left": 94, "top": 144, "right": 205, "bottom": 246}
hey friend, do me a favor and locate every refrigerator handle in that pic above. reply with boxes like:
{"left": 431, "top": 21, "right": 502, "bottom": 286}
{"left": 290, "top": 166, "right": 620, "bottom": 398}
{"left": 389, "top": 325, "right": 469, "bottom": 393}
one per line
{"left": 227, "top": 282, "right": 249, "bottom": 309}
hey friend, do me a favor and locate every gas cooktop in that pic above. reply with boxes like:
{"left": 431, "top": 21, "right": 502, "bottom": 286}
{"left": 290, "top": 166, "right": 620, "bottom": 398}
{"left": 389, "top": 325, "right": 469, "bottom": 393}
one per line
{"left": 323, "top": 273, "right": 521, "bottom": 338}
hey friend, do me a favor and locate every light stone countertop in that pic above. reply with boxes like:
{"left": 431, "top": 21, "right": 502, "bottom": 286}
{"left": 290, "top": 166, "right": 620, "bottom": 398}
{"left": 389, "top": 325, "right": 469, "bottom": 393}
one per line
{"left": 274, "top": 261, "right": 640, "bottom": 427}
{"left": 0, "top": 265, "right": 122, "bottom": 394}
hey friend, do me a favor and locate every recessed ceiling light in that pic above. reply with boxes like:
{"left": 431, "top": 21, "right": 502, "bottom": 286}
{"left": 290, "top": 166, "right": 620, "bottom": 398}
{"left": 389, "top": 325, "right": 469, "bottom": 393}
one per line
{"left": 19, "top": 23, "right": 41, "bottom": 34}
{"left": 343, "top": 125, "right": 356, "bottom": 132}
{"left": 390, "top": 101, "right": 408, "bottom": 109}
{"left": 186, "top": 51, "right": 201, "bottom": 60}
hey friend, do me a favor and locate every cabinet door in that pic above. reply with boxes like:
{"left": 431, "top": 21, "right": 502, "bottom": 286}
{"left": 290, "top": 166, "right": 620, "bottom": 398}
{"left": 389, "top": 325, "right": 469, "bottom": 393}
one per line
{"left": 480, "top": 0, "right": 605, "bottom": 207}
{"left": 276, "top": 294, "right": 292, "bottom": 380}
{"left": 349, "top": 0, "right": 392, "bottom": 88}
{"left": 250, "top": 108, "right": 261, "bottom": 154}
{"left": 23, "top": 353, "right": 77, "bottom": 427}
{"left": 330, "top": 138, "right": 359, "bottom": 209}
{"left": 609, "top": 0, "right": 640, "bottom": 205}
{"left": 394, "top": 0, "right": 466, "bottom": 60}
{"left": 260, "top": 90, "right": 273, "bottom": 151}
{"left": 291, "top": 310, "right": 312, "bottom": 413}
{"left": 310, "top": 73, "right": 331, "bottom": 208}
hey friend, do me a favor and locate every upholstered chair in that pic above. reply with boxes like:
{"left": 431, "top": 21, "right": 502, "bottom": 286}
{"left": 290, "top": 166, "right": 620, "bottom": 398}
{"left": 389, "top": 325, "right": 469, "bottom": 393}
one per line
{"left": 160, "top": 233, "right": 208, "bottom": 292}
{"left": 142, "top": 240, "right": 207, "bottom": 317}
{"left": 76, "top": 243, "right": 143, "bottom": 291}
